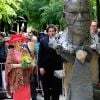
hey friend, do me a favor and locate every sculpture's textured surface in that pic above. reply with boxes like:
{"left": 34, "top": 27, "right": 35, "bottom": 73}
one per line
{"left": 64, "top": 0, "right": 91, "bottom": 46}
{"left": 49, "top": 0, "right": 94, "bottom": 100}
{"left": 64, "top": 1, "right": 93, "bottom": 100}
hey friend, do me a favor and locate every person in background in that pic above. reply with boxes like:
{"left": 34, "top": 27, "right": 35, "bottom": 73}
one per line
{"left": 0, "top": 32, "right": 7, "bottom": 91}
{"left": 31, "top": 30, "right": 38, "bottom": 37}
{"left": 39, "top": 32, "right": 47, "bottom": 42}
{"left": 8, "top": 30, "right": 17, "bottom": 36}
{"left": 5, "top": 34, "right": 32, "bottom": 100}
{"left": 97, "top": 28, "right": 100, "bottom": 89}
{"left": 90, "top": 21, "right": 97, "bottom": 34}
{"left": 32, "top": 35, "right": 44, "bottom": 96}
{"left": 90, "top": 21, "right": 100, "bottom": 89}
{"left": 31, "top": 36, "right": 38, "bottom": 44}
{"left": 22, "top": 34, "right": 37, "bottom": 100}
{"left": 90, "top": 21, "right": 98, "bottom": 45}
{"left": 98, "top": 28, "right": 100, "bottom": 43}
{"left": 4, "top": 37, "right": 10, "bottom": 48}
{"left": 7, "top": 30, "right": 17, "bottom": 49}
{"left": 38, "top": 24, "right": 62, "bottom": 100}
{"left": 27, "top": 35, "right": 37, "bottom": 100}
{"left": 28, "top": 30, "right": 38, "bottom": 40}
{"left": 1, "top": 36, "right": 11, "bottom": 94}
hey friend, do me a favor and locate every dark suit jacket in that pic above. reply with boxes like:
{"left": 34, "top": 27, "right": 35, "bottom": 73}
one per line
{"left": 38, "top": 35, "right": 62, "bottom": 73}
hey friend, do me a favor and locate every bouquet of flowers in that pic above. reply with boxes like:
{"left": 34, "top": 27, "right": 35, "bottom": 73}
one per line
{"left": 21, "top": 53, "right": 32, "bottom": 68}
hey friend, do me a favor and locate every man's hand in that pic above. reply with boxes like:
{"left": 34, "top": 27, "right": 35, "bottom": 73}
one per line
{"left": 40, "top": 68, "right": 45, "bottom": 76}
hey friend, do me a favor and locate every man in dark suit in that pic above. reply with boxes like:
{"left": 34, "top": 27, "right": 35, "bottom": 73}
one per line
{"left": 38, "top": 24, "right": 63, "bottom": 100}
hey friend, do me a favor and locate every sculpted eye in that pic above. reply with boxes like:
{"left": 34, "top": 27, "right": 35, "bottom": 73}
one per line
{"left": 72, "top": 12, "right": 77, "bottom": 14}
{"left": 70, "top": 12, "right": 78, "bottom": 15}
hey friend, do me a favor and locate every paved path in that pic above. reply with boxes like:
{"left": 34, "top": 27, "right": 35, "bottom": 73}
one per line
{"left": 3, "top": 95, "right": 66, "bottom": 100}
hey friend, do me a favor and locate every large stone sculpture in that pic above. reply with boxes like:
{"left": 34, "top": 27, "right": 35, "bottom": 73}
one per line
{"left": 64, "top": 0, "right": 90, "bottom": 46}
{"left": 49, "top": 0, "right": 94, "bottom": 100}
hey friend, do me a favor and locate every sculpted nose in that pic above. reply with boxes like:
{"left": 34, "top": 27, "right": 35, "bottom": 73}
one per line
{"left": 77, "top": 13, "right": 84, "bottom": 22}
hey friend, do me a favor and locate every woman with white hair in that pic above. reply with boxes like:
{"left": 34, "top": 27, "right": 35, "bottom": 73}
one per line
{"left": 22, "top": 35, "right": 38, "bottom": 100}
{"left": 31, "top": 36, "right": 37, "bottom": 44}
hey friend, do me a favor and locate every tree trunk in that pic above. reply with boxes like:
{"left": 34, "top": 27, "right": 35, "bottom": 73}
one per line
{"left": 96, "top": 0, "right": 100, "bottom": 27}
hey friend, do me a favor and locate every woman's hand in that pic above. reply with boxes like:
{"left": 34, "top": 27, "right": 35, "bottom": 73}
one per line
{"left": 11, "top": 64, "right": 21, "bottom": 68}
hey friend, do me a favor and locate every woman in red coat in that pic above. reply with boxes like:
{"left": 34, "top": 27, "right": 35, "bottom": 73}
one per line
{"left": 5, "top": 34, "right": 32, "bottom": 100}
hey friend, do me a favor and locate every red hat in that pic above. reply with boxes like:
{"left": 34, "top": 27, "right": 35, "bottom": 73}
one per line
{"left": 8, "top": 34, "right": 25, "bottom": 45}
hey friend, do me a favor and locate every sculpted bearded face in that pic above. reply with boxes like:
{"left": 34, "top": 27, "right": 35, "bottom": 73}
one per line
{"left": 64, "top": 0, "right": 91, "bottom": 45}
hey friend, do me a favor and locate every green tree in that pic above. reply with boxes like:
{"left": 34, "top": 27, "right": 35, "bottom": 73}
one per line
{"left": 0, "top": 0, "right": 22, "bottom": 24}
{"left": 90, "top": 0, "right": 96, "bottom": 20}
{"left": 17, "top": 0, "right": 66, "bottom": 30}
{"left": 91, "top": 0, "right": 100, "bottom": 26}
{"left": 17, "top": 0, "right": 49, "bottom": 30}
{"left": 18, "top": 0, "right": 97, "bottom": 30}
{"left": 40, "top": 0, "right": 65, "bottom": 30}
{"left": 0, "top": 0, "right": 98, "bottom": 30}
{"left": 96, "top": 0, "right": 100, "bottom": 26}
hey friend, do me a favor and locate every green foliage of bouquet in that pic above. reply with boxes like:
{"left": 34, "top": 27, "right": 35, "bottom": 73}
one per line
{"left": 21, "top": 54, "right": 32, "bottom": 68}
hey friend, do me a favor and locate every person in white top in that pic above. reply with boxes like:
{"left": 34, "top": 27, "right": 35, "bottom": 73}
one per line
{"left": 90, "top": 21, "right": 100, "bottom": 90}
{"left": 90, "top": 21, "right": 98, "bottom": 47}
